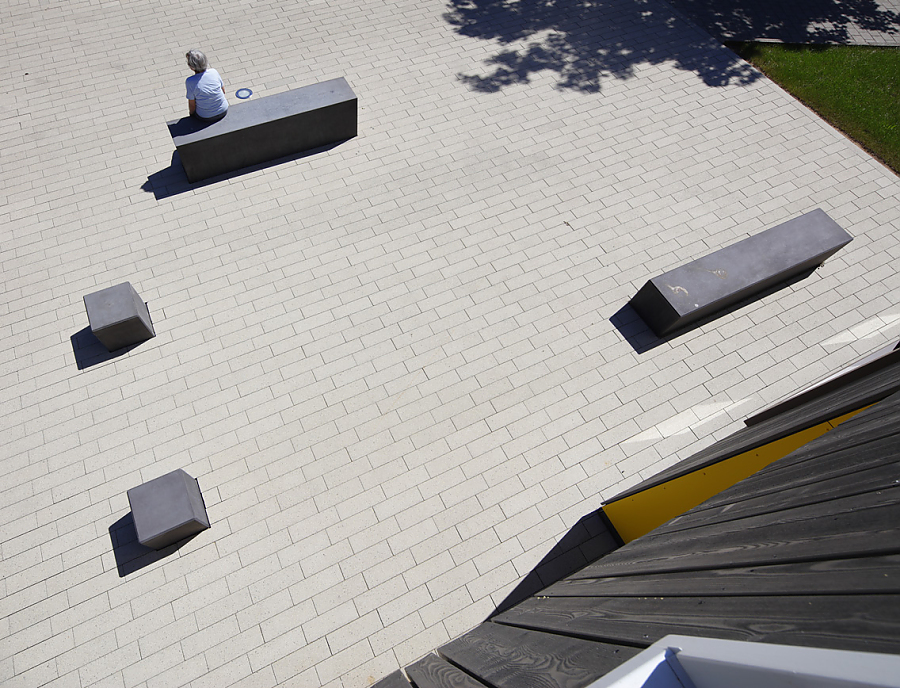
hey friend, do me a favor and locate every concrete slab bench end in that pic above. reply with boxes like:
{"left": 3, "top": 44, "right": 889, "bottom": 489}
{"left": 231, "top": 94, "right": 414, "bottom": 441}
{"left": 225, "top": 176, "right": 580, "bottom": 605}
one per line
{"left": 629, "top": 209, "right": 853, "bottom": 337}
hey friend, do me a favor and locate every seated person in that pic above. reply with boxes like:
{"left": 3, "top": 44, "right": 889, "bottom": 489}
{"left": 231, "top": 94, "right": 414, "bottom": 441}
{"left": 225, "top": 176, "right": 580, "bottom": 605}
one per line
{"left": 185, "top": 49, "right": 228, "bottom": 122}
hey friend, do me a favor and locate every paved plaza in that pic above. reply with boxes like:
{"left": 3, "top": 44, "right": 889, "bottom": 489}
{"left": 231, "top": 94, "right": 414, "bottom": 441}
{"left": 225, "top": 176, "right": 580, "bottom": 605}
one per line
{"left": 2, "top": 0, "right": 899, "bottom": 686}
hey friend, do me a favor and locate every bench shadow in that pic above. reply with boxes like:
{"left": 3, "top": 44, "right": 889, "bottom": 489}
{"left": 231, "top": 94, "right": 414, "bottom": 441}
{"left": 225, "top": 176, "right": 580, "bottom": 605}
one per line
{"left": 611, "top": 265, "right": 819, "bottom": 353}
{"left": 165, "top": 116, "right": 219, "bottom": 138}
{"left": 142, "top": 139, "right": 349, "bottom": 200}
{"left": 444, "top": 0, "right": 762, "bottom": 93}
{"left": 487, "top": 508, "right": 621, "bottom": 618}
{"left": 109, "top": 512, "right": 197, "bottom": 577}
{"left": 70, "top": 326, "right": 144, "bottom": 370}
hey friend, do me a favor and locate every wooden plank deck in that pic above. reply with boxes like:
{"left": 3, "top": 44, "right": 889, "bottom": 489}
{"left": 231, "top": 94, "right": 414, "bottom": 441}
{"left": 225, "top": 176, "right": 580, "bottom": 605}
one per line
{"left": 438, "top": 623, "right": 640, "bottom": 688}
{"left": 494, "top": 594, "right": 900, "bottom": 653}
{"left": 406, "top": 653, "right": 489, "bottom": 688}
{"left": 375, "top": 368, "right": 900, "bottom": 688}
{"left": 609, "top": 361, "right": 900, "bottom": 501}
{"left": 542, "top": 555, "right": 900, "bottom": 597}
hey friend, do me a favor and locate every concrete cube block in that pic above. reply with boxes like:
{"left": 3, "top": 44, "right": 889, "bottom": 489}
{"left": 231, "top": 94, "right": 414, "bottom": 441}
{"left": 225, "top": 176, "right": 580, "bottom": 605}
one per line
{"left": 83, "top": 282, "right": 155, "bottom": 352}
{"left": 127, "top": 469, "right": 210, "bottom": 550}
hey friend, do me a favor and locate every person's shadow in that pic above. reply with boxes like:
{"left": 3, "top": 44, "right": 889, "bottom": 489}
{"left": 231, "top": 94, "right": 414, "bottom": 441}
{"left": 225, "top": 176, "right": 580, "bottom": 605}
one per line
{"left": 142, "top": 150, "right": 193, "bottom": 200}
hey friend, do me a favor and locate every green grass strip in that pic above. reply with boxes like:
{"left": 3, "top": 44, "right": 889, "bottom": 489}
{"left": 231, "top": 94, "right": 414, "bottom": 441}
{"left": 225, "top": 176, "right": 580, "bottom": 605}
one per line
{"left": 728, "top": 42, "right": 900, "bottom": 175}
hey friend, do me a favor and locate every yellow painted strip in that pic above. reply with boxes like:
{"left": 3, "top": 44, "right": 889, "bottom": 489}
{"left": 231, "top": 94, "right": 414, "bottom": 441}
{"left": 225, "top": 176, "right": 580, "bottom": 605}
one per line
{"left": 604, "top": 405, "right": 871, "bottom": 544}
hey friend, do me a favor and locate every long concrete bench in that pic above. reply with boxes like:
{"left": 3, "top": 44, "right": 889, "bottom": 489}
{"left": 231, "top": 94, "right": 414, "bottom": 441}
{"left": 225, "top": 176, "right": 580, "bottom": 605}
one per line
{"left": 167, "top": 77, "right": 357, "bottom": 182}
{"left": 629, "top": 209, "right": 853, "bottom": 337}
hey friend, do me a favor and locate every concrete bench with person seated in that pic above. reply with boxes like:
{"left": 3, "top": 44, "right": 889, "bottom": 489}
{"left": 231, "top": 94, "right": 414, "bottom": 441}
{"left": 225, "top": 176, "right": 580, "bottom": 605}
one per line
{"left": 629, "top": 208, "right": 853, "bottom": 337}
{"left": 167, "top": 77, "right": 357, "bottom": 182}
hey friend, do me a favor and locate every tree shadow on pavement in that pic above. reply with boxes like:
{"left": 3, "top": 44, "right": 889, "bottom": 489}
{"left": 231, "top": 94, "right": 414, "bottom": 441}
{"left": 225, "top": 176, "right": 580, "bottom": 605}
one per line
{"left": 665, "top": 0, "right": 900, "bottom": 44}
{"left": 445, "top": 0, "right": 762, "bottom": 93}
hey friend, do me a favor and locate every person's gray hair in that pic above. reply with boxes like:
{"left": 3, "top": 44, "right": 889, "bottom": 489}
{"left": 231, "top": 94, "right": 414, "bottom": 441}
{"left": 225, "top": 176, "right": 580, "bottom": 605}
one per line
{"left": 186, "top": 49, "right": 208, "bottom": 72}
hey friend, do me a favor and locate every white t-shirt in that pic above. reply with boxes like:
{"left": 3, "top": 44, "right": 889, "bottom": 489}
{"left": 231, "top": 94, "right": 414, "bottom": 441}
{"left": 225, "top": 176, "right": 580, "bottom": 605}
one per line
{"left": 185, "top": 68, "right": 228, "bottom": 118}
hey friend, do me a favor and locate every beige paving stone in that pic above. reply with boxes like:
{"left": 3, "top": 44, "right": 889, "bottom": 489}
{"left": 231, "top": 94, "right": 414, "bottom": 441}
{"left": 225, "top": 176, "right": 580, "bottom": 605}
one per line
{"left": 123, "top": 644, "right": 185, "bottom": 688}
{"left": 193, "top": 589, "right": 253, "bottom": 632}
{"left": 146, "top": 653, "right": 208, "bottom": 688}
{"left": 189, "top": 655, "right": 253, "bottom": 688}
{"left": 334, "top": 651, "right": 401, "bottom": 688}
{"left": 6, "top": 659, "right": 60, "bottom": 688}
{"left": 297, "top": 600, "right": 356, "bottom": 646}
{"left": 138, "top": 615, "right": 198, "bottom": 661}
{"left": 76, "top": 642, "right": 139, "bottom": 687}
{"left": 393, "top": 622, "right": 451, "bottom": 668}
{"left": 315, "top": 638, "right": 374, "bottom": 685}
{"left": 325, "top": 612, "right": 382, "bottom": 656}
{"left": 203, "top": 627, "right": 264, "bottom": 672}
{"left": 271, "top": 638, "right": 331, "bottom": 685}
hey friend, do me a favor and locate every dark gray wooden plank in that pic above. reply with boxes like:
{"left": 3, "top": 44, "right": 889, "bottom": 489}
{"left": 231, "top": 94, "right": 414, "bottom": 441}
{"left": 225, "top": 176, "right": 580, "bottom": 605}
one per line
{"left": 438, "top": 622, "right": 640, "bottom": 688}
{"left": 610, "top": 488, "right": 900, "bottom": 560}
{"left": 543, "top": 555, "right": 900, "bottom": 597}
{"left": 658, "top": 404, "right": 900, "bottom": 528}
{"left": 495, "top": 594, "right": 900, "bottom": 655}
{"left": 746, "top": 407, "right": 900, "bottom": 471}
{"left": 745, "top": 341, "right": 900, "bottom": 425}
{"left": 658, "top": 459, "right": 900, "bottom": 534}
{"left": 575, "top": 496, "right": 900, "bottom": 578}
{"left": 372, "top": 669, "right": 414, "bottom": 688}
{"left": 680, "top": 434, "right": 900, "bottom": 520}
{"left": 406, "top": 653, "right": 489, "bottom": 688}
{"left": 744, "top": 407, "right": 900, "bottom": 474}
{"left": 607, "top": 373, "right": 900, "bottom": 502}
